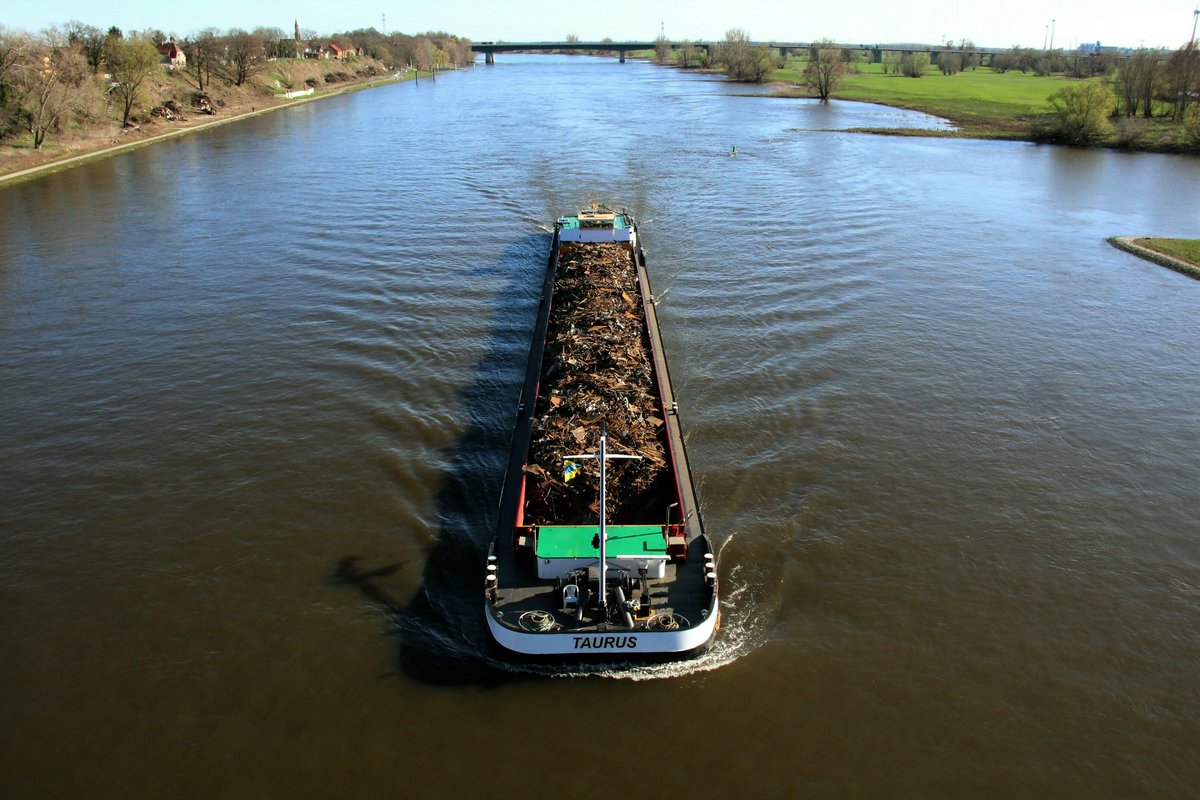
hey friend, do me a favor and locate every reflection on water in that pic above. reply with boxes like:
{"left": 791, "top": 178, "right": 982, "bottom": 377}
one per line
{"left": 2, "top": 54, "right": 1200, "bottom": 798}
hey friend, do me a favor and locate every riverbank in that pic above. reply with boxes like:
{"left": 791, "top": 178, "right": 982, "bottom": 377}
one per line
{"left": 0, "top": 61, "right": 426, "bottom": 188}
{"left": 770, "top": 61, "right": 1040, "bottom": 138}
{"left": 635, "top": 53, "right": 1197, "bottom": 153}
{"left": 777, "top": 63, "right": 1199, "bottom": 153}
{"left": 1108, "top": 237, "right": 1200, "bottom": 280}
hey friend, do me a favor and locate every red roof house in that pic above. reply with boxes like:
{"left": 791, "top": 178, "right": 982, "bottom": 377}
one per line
{"left": 158, "top": 42, "right": 186, "bottom": 69}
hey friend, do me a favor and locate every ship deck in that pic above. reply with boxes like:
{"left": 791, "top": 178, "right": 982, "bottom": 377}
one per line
{"left": 489, "top": 534, "right": 713, "bottom": 631}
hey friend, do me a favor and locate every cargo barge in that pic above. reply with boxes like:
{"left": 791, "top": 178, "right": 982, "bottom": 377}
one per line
{"left": 484, "top": 208, "right": 719, "bottom": 658}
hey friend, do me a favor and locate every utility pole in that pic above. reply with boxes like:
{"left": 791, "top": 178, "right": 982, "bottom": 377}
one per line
{"left": 1049, "top": 19, "right": 1056, "bottom": 51}
{"left": 1044, "top": 25, "right": 1049, "bottom": 50}
{"left": 1192, "top": 8, "right": 1198, "bottom": 44}
{"left": 382, "top": 13, "right": 386, "bottom": 36}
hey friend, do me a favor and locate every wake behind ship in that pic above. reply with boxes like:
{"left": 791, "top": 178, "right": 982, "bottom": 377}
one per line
{"left": 484, "top": 208, "right": 719, "bottom": 659}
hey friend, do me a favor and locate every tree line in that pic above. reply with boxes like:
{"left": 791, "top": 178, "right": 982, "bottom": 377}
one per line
{"left": 1040, "top": 43, "right": 1199, "bottom": 146}
{"left": 0, "top": 22, "right": 473, "bottom": 150}
{"left": 650, "top": 29, "right": 778, "bottom": 82}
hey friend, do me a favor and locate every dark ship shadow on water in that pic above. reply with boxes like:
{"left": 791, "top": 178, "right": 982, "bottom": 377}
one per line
{"left": 335, "top": 232, "right": 548, "bottom": 686}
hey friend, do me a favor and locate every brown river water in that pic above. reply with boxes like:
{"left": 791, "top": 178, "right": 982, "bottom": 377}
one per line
{"left": 2, "top": 55, "right": 1199, "bottom": 797}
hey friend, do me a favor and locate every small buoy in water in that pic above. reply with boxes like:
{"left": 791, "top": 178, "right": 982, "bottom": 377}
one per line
{"left": 730, "top": 145, "right": 737, "bottom": 156}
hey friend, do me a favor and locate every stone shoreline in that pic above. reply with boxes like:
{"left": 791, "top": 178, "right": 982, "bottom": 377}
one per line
{"left": 1107, "top": 237, "right": 1200, "bottom": 281}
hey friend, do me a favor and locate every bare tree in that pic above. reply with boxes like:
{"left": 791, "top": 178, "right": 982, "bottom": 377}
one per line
{"left": 1, "top": 27, "right": 27, "bottom": 137}
{"left": 12, "top": 33, "right": 90, "bottom": 148}
{"left": 654, "top": 34, "right": 671, "bottom": 65}
{"left": 61, "top": 21, "right": 106, "bottom": 73}
{"left": 0, "top": 26, "right": 28, "bottom": 113}
{"left": 182, "top": 28, "right": 220, "bottom": 93}
{"left": 804, "top": 40, "right": 850, "bottom": 100}
{"left": 221, "top": 29, "right": 265, "bottom": 86}
{"left": 676, "top": 42, "right": 701, "bottom": 69}
{"left": 1116, "top": 54, "right": 1142, "bottom": 116}
{"left": 1164, "top": 42, "right": 1199, "bottom": 119}
{"left": 719, "top": 28, "right": 751, "bottom": 75}
{"left": 253, "top": 26, "right": 285, "bottom": 59}
{"left": 719, "top": 28, "right": 774, "bottom": 82}
{"left": 105, "top": 36, "right": 160, "bottom": 126}
{"left": 1117, "top": 50, "right": 1164, "bottom": 118}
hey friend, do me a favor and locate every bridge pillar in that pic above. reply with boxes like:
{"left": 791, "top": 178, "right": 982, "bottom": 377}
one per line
{"left": 872, "top": 48, "right": 882, "bottom": 64}
{"left": 485, "top": 51, "right": 494, "bottom": 65}
{"left": 779, "top": 47, "right": 789, "bottom": 60}
{"left": 619, "top": 49, "right": 626, "bottom": 63}
{"left": 929, "top": 50, "right": 939, "bottom": 66}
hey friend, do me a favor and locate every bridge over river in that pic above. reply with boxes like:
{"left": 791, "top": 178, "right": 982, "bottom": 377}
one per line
{"left": 470, "top": 40, "right": 1014, "bottom": 65}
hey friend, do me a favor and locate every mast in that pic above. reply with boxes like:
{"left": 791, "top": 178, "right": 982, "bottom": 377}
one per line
{"left": 564, "top": 424, "right": 641, "bottom": 614}
{"left": 598, "top": 427, "right": 608, "bottom": 609}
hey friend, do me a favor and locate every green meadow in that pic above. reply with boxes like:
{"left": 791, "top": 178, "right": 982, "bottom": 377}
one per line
{"left": 771, "top": 59, "right": 1077, "bottom": 137}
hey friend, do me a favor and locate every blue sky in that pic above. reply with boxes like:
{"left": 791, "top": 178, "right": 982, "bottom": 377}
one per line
{"left": 3, "top": 0, "right": 1197, "bottom": 49}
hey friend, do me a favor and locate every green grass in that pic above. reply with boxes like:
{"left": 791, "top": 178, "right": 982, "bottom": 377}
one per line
{"left": 1139, "top": 238, "right": 1200, "bottom": 266}
{"left": 771, "top": 58, "right": 1080, "bottom": 136}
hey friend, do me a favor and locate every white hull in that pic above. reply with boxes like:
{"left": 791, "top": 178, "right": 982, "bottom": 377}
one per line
{"left": 486, "top": 601, "right": 719, "bottom": 657}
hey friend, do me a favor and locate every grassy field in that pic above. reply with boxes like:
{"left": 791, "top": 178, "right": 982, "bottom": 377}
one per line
{"left": 771, "top": 59, "right": 1075, "bottom": 137}
{"left": 765, "top": 57, "right": 1197, "bottom": 150}
{"left": 1139, "top": 238, "right": 1200, "bottom": 267}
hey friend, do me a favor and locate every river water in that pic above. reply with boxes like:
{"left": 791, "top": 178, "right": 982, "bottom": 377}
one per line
{"left": 2, "top": 55, "right": 1199, "bottom": 797}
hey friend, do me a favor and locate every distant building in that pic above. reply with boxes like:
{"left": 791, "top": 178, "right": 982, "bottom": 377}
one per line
{"left": 157, "top": 42, "right": 186, "bottom": 69}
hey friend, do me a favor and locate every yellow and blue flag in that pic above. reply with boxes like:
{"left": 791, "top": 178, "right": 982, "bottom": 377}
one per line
{"left": 563, "top": 460, "right": 581, "bottom": 482}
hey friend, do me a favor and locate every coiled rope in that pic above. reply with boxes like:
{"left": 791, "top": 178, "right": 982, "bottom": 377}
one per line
{"left": 654, "top": 613, "right": 681, "bottom": 631}
{"left": 519, "top": 610, "right": 555, "bottom": 632}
